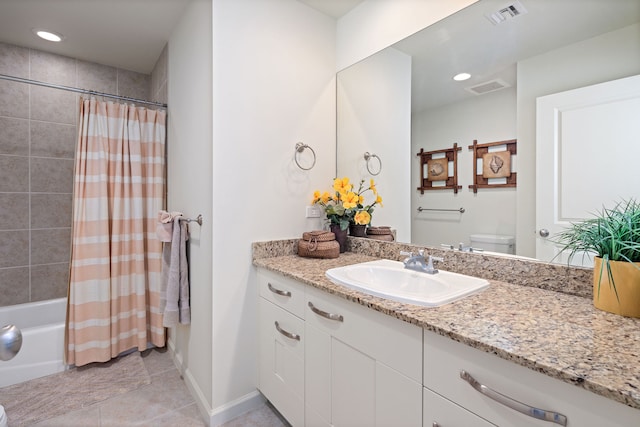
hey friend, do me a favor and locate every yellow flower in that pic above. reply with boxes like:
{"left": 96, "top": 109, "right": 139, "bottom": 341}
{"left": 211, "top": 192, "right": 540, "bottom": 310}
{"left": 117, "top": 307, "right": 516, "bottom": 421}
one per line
{"left": 370, "top": 179, "right": 377, "bottom": 195}
{"left": 376, "top": 195, "right": 383, "bottom": 206}
{"left": 311, "top": 190, "right": 321, "bottom": 204}
{"left": 342, "top": 191, "right": 359, "bottom": 209}
{"left": 354, "top": 210, "right": 371, "bottom": 225}
{"left": 320, "top": 191, "right": 331, "bottom": 204}
{"left": 333, "top": 177, "right": 352, "bottom": 193}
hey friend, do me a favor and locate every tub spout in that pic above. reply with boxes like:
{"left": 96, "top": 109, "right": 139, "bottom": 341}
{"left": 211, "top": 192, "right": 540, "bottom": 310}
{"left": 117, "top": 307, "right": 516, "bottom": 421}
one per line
{"left": 0, "top": 324, "right": 22, "bottom": 361}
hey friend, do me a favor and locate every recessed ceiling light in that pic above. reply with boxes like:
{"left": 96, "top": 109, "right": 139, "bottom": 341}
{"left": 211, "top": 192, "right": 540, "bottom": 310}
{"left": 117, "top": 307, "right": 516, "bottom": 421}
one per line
{"left": 33, "top": 29, "right": 64, "bottom": 42}
{"left": 453, "top": 73, "right": 471, "bottom": 81}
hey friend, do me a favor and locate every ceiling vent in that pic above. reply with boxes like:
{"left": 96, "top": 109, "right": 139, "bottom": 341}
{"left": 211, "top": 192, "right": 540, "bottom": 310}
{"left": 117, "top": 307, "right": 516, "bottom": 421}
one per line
{"left": 465, "top": 79, "right": 511, "bottom": 96}
{"left": 485, "top": 1, "right": 528, "bottom": 25}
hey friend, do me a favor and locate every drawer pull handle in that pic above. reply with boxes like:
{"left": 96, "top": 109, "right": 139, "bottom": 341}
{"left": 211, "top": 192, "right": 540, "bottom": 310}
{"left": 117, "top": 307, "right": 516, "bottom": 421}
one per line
{"left": 308, "top": 302, "right": 344, "bottom": 322}
{"left": 432, "top": 423, "right": 440, "bottom": 427}
{"left": 460, "top": 370, "right": 567, "bottom": 426}
{"left": 268, "top": 283, "right": 291, "bottom": 297}
{"left": 274, "top": 321, "right": 300, "bottom": 341}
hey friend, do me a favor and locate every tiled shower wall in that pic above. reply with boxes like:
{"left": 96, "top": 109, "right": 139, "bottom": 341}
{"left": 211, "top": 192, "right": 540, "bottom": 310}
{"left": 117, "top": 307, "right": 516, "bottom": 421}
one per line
{"left": 0, "top": 41, "right": 159, "bottom": 308}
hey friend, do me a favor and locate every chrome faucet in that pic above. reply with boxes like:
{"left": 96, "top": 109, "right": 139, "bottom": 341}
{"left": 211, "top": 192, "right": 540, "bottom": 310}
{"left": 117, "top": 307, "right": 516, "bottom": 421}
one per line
{"left": 400, "top": 250, "right": 443, "bottom": 274}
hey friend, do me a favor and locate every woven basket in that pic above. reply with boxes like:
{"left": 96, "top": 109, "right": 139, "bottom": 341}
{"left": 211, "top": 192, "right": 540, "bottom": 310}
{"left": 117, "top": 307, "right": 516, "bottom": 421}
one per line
{"left": 298, "top": 230, "right": 340, "bottom": 259}
{"left": 366, "top": 226, "right": 394, "bottom": 242}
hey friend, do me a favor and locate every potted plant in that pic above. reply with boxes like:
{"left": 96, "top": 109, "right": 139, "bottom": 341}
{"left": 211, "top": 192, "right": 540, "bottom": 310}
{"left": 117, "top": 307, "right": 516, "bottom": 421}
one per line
{"left": 554, "top": 199, "right": 640, "bottom": 317}
{"left": 349, "top": 179, "right": 383, "bottom": 237}
{"left": 311, "top": 177, "right": 383, "bottom": 250}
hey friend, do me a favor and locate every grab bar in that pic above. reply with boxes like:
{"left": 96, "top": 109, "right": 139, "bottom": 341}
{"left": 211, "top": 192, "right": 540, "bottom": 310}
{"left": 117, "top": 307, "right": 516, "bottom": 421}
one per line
{"left": 417, "top": 206, "right": 465, "bottom": 213}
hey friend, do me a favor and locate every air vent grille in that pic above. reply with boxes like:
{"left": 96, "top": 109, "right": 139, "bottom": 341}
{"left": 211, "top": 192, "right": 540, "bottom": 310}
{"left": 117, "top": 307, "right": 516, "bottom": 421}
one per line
{"left": 465, "top": 79, "right": 511, "bottom": 95}
{"left": 485, "top": 1, "right": 528, "bottom": 25}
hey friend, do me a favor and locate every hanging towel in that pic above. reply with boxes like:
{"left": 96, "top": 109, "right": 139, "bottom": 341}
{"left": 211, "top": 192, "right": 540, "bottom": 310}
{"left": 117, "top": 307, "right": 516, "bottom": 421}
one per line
{"left": 156, "top": 210, "right": 181, "bottom": 242}
{"left": 161, "top": 215, "right": 191, "bottom": 327}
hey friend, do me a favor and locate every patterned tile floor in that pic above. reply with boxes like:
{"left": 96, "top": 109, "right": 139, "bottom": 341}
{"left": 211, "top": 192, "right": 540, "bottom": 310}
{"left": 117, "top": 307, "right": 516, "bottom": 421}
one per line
{"left": 6, "top": 347, "right": 287, "bottom": 427}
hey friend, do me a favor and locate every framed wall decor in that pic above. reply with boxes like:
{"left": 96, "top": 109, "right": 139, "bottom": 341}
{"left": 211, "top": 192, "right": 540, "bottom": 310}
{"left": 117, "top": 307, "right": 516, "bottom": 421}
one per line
{"left": 468, "top": 139, "right": 517, "bottom": 193}
{"left": 417, "top": 143, "right": 462, "bottom": 194}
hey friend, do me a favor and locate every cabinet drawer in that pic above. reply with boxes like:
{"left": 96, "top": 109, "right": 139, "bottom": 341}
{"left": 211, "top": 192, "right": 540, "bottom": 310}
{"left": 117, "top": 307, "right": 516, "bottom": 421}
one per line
{"left": 258, "top": 268, "right": 306, "bottom": 318}
{"left": 306, "top": 285, "right": 422, "bottom": 383}
{"left": 424, "top": 388, "right": 495, "bottom": 427}
{"left": 424, "top": 330, "right": 640, "bottom": 427}
{"left": 259, "top": 298, "right": 304, "bottom": 426}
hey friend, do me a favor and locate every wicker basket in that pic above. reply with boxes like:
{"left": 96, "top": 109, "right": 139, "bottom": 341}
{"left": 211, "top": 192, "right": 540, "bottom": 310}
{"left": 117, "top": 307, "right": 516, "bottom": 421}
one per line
{"left": 298, "top": 230, "right": 340, "bottom": 259}
{"left": 366, "top": 226, "right": 394, "bottom": 242}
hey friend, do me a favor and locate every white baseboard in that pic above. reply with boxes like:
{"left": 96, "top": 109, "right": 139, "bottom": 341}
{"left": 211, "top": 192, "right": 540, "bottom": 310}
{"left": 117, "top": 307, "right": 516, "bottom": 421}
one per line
{"left": 167, "top": 340, "right": 265, "bottom": 427}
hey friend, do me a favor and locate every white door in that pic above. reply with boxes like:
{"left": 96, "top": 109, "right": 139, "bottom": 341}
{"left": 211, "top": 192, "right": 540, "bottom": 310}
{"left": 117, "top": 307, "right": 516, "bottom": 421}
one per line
{"left": 536, "top": 74, "right": 640, "bottom": 264}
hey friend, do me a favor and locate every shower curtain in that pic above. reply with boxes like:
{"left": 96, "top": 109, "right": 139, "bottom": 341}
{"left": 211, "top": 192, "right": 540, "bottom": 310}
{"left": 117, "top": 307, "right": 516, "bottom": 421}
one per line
{"left": 66, "top": 98, "right": 166, "bottom": 366}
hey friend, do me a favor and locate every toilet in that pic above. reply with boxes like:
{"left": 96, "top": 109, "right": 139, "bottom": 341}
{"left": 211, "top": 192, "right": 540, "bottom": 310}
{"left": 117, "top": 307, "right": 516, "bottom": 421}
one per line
{"left": 470, "top": 234, "right": 515, "bottom": 255}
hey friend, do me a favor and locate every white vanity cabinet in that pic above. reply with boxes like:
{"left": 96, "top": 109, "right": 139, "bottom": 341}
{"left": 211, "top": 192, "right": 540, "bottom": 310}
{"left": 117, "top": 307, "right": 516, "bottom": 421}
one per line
{"left": 258, "top": 270, "right": 306, "bottom": 426}
{"left": 423, "top": 330, "right": 640, "bottom": 427}
{"left": 304, "top": 285, "right": 423, "bottom": 427}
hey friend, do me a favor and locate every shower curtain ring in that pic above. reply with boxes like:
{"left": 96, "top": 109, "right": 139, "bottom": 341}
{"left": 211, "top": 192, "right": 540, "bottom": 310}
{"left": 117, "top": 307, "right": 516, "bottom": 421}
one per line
{"left": 295, "top": 142, "right": 316, "bottom": 170}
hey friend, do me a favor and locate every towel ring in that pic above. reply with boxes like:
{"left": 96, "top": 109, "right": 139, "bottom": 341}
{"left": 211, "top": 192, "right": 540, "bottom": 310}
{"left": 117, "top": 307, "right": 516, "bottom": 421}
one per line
{"left": 294, "top": 142, "right": 316, "bottom": 170}
{"left": 364, "top": 152, "right": 382, "bottom": 176}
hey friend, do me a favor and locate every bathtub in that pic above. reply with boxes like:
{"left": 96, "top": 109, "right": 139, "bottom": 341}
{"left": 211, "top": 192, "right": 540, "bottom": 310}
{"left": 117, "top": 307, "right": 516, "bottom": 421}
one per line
{"left": 0, "top": 298, "right": 67, "bottom": 388}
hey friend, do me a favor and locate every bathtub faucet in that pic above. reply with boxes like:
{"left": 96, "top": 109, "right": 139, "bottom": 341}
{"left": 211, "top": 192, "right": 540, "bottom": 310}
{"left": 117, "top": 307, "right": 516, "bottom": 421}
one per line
{"left": 400, "top": 250, "right": 443, "bottom": 274}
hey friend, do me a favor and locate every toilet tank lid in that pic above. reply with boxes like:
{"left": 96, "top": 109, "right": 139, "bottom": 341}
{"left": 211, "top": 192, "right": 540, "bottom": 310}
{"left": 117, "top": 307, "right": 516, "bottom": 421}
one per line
{"left": 470, "top": 234, "right": 515, "bottom": 244}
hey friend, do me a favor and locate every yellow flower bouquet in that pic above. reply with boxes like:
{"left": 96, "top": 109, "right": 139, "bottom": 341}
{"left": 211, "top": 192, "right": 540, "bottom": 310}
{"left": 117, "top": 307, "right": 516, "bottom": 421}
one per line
{"left": 311, "top": 177, "right": 383, "bottom": 231}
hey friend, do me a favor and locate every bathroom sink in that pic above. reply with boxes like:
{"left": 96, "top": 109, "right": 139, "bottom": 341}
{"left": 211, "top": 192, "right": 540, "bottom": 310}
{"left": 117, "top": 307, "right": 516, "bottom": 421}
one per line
{"left": 325, "top": 259, "right": 489, "bottom": 307}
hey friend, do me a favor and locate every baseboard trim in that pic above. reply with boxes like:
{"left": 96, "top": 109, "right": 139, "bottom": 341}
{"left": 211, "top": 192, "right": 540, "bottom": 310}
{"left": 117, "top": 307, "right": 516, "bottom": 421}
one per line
{"left": 167, "top": 340, "right": 265, "bottom": 426}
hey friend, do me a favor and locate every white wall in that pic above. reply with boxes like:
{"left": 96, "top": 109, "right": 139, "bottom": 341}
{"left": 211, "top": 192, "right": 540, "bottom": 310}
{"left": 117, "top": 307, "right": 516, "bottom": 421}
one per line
{"left": 337, "top": 47, "right": 412, "bottom": 241}
{"left": 411, "top": 88, "right": 516, "bottom": 248}
{"left": 336, "top": 0, "right": 477, "bottom": 71}
{"left": 516, "top": 23, "right": 640, "bottom": 257}
{"left": 167, "top": 0, "right": 213, "bottom": 414}
{"left": 210, "top": 0, "right": 336, "bottom": 424}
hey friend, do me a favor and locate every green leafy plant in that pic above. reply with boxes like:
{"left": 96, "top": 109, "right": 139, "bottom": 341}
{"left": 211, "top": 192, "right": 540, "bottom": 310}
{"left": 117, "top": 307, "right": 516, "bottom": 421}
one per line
{"left": 553, "top": 199, "right": 640, "bottom": 300}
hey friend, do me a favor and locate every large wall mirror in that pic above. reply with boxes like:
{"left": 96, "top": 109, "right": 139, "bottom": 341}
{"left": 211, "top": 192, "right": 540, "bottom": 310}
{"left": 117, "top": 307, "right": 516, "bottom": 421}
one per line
{"left": 337, "top": 0, "right": 640, "bottom": 261}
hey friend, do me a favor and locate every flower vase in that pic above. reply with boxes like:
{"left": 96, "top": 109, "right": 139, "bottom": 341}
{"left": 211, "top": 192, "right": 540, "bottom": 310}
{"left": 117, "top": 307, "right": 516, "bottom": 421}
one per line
{"left": 349, "top": 224, "right": 367, "bottom": 238}
{"left": 330, "top": 224, "right": 347, "bottom": 253}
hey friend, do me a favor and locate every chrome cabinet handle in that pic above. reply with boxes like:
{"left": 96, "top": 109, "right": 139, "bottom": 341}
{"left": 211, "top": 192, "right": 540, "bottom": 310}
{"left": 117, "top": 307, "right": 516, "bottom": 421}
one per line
{"left": 308, "top": 302, "right": 344, "bottom": 322}
{"left": 274, "top": 321, "right": 300, "bottom": 341}
{"left": 460, "top": 370, "right": 567, "bottom": 426}
{"left": 268, "top": 283, "right": 291, "bottom": 297}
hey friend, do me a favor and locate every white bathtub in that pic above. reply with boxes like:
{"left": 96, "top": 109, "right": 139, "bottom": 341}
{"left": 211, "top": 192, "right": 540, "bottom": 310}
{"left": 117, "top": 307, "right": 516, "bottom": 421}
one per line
{"left": 0, "top": 298, "right": 67, "bottom": 387}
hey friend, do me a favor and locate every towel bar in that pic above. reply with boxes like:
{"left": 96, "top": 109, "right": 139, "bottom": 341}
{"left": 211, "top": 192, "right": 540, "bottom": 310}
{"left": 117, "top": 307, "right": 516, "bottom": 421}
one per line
{"left": 179, "top": 214, "right": 203, "bottom": 226}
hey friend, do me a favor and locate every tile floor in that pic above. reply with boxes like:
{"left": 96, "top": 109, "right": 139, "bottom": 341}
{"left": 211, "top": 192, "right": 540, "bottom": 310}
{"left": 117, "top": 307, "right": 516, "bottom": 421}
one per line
{"left": 8, "top": 347, "right": 288, "bottom": 427}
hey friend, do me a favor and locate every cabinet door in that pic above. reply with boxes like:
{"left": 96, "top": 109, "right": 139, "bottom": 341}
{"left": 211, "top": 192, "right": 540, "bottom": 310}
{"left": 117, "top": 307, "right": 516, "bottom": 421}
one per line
{"left": 424, "top": 388, "right": 495, "bottom": 427}
{"left": 258, "top": 298, "right": 304, "bottom": 426}
{"left": 376, "top": 362, "right": 423, "bottom": 427}
{"left": 305, "top": 323, "right": 332, "bottom": 427}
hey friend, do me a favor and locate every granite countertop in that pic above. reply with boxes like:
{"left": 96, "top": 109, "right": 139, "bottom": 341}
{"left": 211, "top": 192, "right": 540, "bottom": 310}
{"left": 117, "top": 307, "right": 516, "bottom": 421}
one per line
{"left": 253, "top": 249, "right": 640, "bottom": 411}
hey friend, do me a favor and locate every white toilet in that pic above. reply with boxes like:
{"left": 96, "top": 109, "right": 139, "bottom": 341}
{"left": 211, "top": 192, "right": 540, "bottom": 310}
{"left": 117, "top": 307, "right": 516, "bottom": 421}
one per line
{"left": 470, "top": 234, "right": 515, "bottom": 255}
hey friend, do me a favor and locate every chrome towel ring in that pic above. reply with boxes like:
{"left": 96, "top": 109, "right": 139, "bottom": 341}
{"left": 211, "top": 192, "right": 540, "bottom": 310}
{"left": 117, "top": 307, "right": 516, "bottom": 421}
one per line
{"left": 295, "top": 142, "right": 316, "bottom": 170}
{"left": 364, "top": 152, "right": 382, "bottom": 175}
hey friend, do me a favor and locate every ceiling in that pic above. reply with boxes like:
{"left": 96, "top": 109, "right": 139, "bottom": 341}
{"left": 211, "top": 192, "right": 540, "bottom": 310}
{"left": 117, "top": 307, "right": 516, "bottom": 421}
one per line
{"left": 389, "top": 0, "right": 640, "bottom": 112}
{"left": 0, "top": 0, "right": 361, "bottom": 75}
{"left": 0, "top": 0, "right": 191, "bottom": 74}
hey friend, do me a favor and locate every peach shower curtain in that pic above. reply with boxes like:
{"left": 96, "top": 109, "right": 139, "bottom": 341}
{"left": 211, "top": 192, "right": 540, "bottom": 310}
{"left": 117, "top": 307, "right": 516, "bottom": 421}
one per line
{"left": 66, "top": 98, "right": 166, "bottom": 366}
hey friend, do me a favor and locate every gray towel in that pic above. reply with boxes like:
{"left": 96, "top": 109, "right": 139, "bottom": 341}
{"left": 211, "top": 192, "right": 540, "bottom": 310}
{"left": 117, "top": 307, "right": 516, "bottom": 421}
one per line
{"left": 162, "top": 216, "right": 191, "bottom": 327}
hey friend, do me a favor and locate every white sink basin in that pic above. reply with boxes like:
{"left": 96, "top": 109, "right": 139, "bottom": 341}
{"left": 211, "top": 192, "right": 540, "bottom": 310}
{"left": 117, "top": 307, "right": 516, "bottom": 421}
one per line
{"left": 325, "top": 259, "right": 489, "bottom": 307}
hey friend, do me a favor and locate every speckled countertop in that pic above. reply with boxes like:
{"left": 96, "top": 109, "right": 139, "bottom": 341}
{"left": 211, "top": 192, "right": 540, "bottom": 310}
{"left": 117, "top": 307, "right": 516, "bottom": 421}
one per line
{"left": 252, "top": 238, "right": 640, "bottom": 411}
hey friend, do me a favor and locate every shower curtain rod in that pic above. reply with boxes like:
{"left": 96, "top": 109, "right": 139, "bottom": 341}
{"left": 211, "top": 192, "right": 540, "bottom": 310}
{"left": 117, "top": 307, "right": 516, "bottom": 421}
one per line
{"left": 0, "top": 73, "right": 167, "bottom": 108}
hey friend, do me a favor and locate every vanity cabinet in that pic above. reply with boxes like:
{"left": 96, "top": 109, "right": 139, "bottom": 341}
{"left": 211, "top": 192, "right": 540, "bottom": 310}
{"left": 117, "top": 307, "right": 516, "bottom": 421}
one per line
{"left": 258, "top": 270, "right": 306, "bottom": 426}
{"left": 304, "top": 285, "right": 423, "bottom": 427}
{"left": 423, "top": 330, "right": 640, "bottom": 427}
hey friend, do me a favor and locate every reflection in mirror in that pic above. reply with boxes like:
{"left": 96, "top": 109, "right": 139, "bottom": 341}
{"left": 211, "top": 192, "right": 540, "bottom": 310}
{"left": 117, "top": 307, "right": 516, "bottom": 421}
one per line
{"left": 336, "top": 0, "right": 640, "bottom": 262}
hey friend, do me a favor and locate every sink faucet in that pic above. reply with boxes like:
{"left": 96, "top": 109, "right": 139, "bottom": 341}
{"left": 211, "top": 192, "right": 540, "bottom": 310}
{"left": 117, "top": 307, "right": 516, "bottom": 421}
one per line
{"left": 400, "top": 250, "right": 443, "bottom": 274}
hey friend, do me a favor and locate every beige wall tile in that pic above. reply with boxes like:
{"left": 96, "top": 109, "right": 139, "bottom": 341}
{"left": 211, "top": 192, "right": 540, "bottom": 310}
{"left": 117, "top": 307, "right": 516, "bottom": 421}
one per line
{"left": 77, "top": 60, "right": 117, "bottom": 94}
{"left": 31, "top": 228, "right": 71, "bottom": 265}
{"left": 31, "top": 121, "right": 77, "bottom": 158}
{"left": 30, "top": 263, "right": 69, "bottom": 301}
{"left": 0, "top": 193, "right": 29, "bottom": 230}
{"left": 30, "top": 86, "right": 76, "bottom": 124}
{"left": 31, "top": 193, "right": 72, "bottom": 228}
{"left": 0, "top": 154, "right": 28, "bottom": 192}
{"left": 30, "top": 157, "right": 74, "bottom": 193}
{"left": 30, "top": 49, "right": 76, "bottom": 86}
{"left": 0, "top": 230, "right": 29, "bottom": 268}
{"left": 0, "top": 266, "right": 29, "bottom": 306}
{"left": 0, "top": 42, "right": 29, "bottom": 78}
{"left": 117, "top": 69, "right": 150, "bottom": 101}
{"left": 0, "top": 116, "right": 29, "bottom": 155}
{"left": 0, "top": 80, "right": 29, "bottom": 118}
